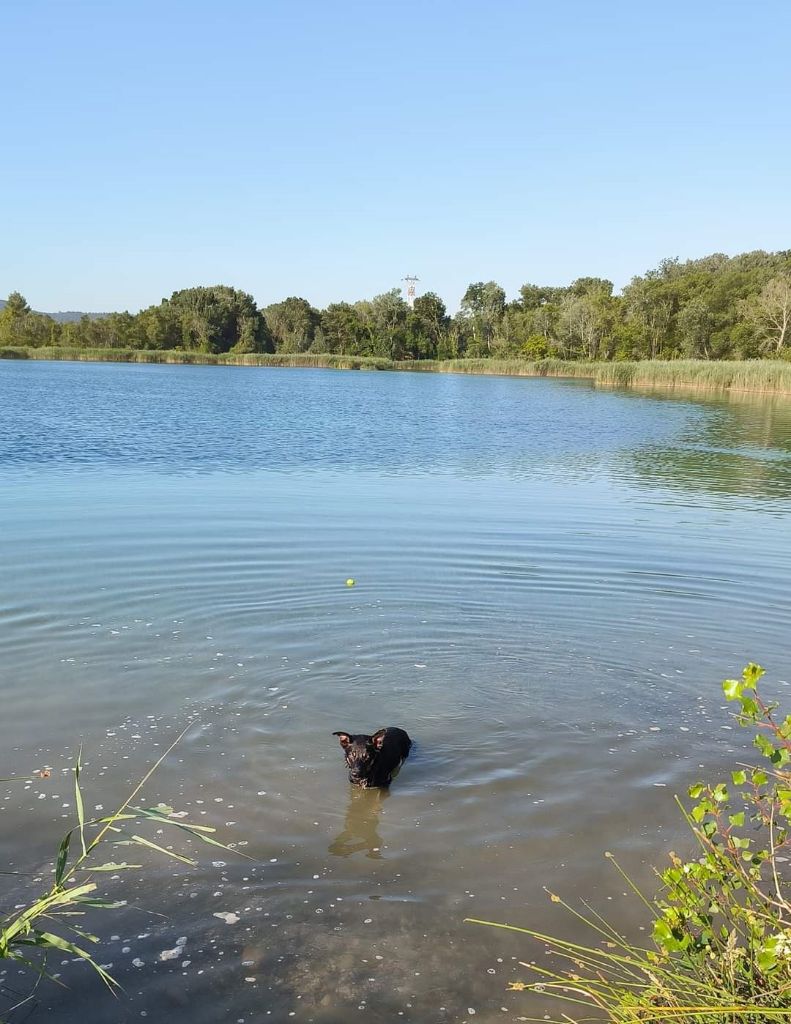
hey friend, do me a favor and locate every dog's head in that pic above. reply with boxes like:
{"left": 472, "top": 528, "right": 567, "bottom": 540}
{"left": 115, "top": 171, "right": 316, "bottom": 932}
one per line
{"left": 332, "top": 730, "right": 387, "bottom": 786}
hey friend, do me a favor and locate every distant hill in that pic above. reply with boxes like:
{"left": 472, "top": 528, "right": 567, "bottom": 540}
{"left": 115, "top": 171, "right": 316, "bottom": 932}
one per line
{"left": 0, "top": 299, "right": 108, "bottom": 322}
{"left": 45, "top": 310, "right": 109, "bottom": 323}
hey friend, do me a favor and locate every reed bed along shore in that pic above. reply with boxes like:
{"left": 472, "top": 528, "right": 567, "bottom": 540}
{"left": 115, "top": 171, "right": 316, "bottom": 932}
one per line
{"left": 3, "top": 347, "right": 791, "bottom": 394}
{"left": 412, "top": 357, "right": 791, "bottom": 393}
{"left": 0, "top": 347, "right": 392, "bottom": 371}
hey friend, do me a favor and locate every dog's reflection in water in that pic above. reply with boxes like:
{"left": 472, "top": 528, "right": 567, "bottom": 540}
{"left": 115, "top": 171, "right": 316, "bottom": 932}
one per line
{"left": 328, "top": 786, "right": 389, "bottom": 859}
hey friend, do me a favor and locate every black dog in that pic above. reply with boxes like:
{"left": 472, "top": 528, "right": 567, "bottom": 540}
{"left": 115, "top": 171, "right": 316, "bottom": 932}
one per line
{"left": 332, "top": 727, "right": 412, "bottom": 788}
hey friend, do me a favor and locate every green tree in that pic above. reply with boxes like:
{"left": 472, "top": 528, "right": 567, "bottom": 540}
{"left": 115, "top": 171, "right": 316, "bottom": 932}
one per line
{"left": 410, "top": 291, "right": 449, "bottom": 359}
{"left": 623, "top": 274, "right": 676, "bottom": 358}
{"left": 2, "top": 291, "right": 31, "bottom": 317}
{"left": 0, "top": 292, "right": 57, "bottom": 348}
{"left": 460, "top": 281, "right": 506, "bottom": 354}
{"left": 369, "top": 288, "right": 410, "bottom": 359}
{"left": 557, "top": 287, "right": 615, "bottom": 360}
{"left": 320, "top": 302, "right": 365, "bottom": 354}
{"left": 518, "top": 282, "right": 568, "bottom": 309}
{"left": 569, "top": 276, "right": 614, "bottom": 298}
{"left": 739, "top": 275, "right": 791, "bottom": 355}
{"left": 677, "top": 297, "right": 715, "bottom": 358}
{"left": 136, "top": 305, "right": 181, "bottom": 350}
{"left": 264, "top": 297, "right": 321, "bottom": 353}
{"left": 153, "top": 286, "right": 271, "bottom": 353}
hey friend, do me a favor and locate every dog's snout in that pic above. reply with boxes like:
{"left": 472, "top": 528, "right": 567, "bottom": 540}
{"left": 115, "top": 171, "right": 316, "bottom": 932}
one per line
{"left": 344, "top": 746, "right": 375, "bottom": 779}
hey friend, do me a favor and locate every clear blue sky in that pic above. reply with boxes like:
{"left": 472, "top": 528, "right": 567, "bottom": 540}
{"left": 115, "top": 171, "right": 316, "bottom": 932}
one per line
{"left": 2, "top": 0, "right": 790, "bottom": 313}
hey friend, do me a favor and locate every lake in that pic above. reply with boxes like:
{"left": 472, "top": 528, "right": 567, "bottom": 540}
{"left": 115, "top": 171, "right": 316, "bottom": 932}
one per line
{"left": 1, "top": 360, "right": 791, "bottom": 1023}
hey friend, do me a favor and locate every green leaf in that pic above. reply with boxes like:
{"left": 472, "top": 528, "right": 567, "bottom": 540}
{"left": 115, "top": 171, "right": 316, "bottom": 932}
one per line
{"left": 34, "top": 931, "right": 118, "bottom": 989}
{"left": 144, "top": 803, "right": 175, "bottom": 815}
{"left": 130, "top": 807, "right": 218, "bottom": 833}
{"left": 652, "top": 918, "right": 689, "bottom": 952}
{"left": 71, "top": 898, "right": 127, "bottom": 908}
{"left": 88, "top": 861, "right": 142, "bottom": 871}
{"left": 731, "top": 770, "right": 746, "bottom": 786}
{"left": 652, "top": 918, "right": 672, "bottom": 943}
{"left": 1, "top": 883, "right": 98, "bottom": 944}
{"left": 125, "top": 834, "right": 197, "bottom": 866}
{"left": 55, "top": 829, "right": 73, "bottom": 885}
{"left": 729, "top": 812, "right": 745, "bottom": 827}
{"left": 742, "top": 662, "right": 765, "bottom": 689}
{"left": 723, "top": 678, "right": 743, "bottom": 700}
{"left": 739, "top": 696, "right": 760, "bottom": 719}
{"left": 128, "top": 806, "right": 254, "bottom": 859}
{"left": 68, "top": 926, "right": 101, "bottom": 944}
{"left": 74, "top": 747, "right": 87, "bottom": 858}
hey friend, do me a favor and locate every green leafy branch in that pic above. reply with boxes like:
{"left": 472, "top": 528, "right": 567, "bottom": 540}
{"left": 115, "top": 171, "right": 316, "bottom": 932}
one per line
{"left": 469, "top": 664, "right": 791, "bottom": 1023}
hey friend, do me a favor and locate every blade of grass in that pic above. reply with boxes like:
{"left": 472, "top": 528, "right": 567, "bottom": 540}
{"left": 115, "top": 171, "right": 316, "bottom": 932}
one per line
{"left": 2, "top": 884, "right": 98, "bottom": 945}
{"left": 54, "top": 830, "right": 72, "bottom": 885}
{"left": 124, "top": 835, "right": 197, "bottom": 867}
{"left": 61, "top": 721, "right": 195, "bottom": 886}
{"left": 74, "top": 745, "right": 87, "bottom": 858}
{"left": 33, "top": 931, "right": 119, "bottom": 991}
{"left": 128, "top": 805, "right": 255, "bottom": 858}
{"left": 87, "top": 862, "right": 142, "bottom": 872}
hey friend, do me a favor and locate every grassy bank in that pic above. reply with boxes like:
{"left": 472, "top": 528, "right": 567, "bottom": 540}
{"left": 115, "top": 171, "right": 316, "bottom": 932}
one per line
{"left": 3, "top": 346, "right": 791, "bottom": 394}
{"left": 0, "top": 347, "right": 394, "bottom": 371}
{"left": 410, "top": 357, "right": 791, "bottom": 393}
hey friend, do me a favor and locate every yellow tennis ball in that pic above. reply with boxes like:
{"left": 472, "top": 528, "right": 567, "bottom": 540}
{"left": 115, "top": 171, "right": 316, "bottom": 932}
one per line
{"left": 346, "top": 578, "right": 356, "bottom": 587}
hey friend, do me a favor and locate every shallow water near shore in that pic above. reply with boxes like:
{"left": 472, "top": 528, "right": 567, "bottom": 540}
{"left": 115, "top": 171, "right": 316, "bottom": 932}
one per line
{"left": 1, "top": 360, "right": 791, "bottom": 1023}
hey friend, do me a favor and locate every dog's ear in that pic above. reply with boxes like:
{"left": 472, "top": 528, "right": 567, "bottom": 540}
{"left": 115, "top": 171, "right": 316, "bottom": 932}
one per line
{"left": 371, "top": 729, "right": 387, "bottom": 750}
{"left": 333, "top": 731, "right": 352, "bottom": 748}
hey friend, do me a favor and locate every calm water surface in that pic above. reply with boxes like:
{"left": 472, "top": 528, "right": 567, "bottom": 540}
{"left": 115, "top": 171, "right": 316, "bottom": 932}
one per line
{"left": 1, "top": 361, "right": 791, "bottom": 1023}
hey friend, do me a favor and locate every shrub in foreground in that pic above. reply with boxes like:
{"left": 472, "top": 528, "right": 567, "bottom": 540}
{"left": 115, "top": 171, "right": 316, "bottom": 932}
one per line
{"left": 470, "top": 664, "right": 791, "bottom": 1023}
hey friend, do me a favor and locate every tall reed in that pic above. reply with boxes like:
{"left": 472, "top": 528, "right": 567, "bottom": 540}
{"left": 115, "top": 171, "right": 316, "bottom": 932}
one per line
{"left": 409, "top": 358, "right": 791, "bottom": 392}
{"left": 0, "top": 727, "right": 245, "bottom": 1015}
{"left": 4, "top": 347, "right": 791, "bottom": 393}
{"left": 0, "top": 347, "right": 393, "bottom": 371}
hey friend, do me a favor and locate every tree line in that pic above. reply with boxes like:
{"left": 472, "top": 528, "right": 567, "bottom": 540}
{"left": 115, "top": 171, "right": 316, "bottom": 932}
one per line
{"left": 2, "top": 249, "right": 790, "bottom": 361}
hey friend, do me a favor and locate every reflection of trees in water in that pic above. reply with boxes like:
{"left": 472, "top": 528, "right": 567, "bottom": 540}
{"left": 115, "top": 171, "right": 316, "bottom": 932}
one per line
{"left": 627, "top": 447, "right": 791, "bottom": 500}
{"left": 617, "top": 388, "right": 791, "bottom": 500}
{"left": 328, "top": 787, "right": 389, "bottom": 860}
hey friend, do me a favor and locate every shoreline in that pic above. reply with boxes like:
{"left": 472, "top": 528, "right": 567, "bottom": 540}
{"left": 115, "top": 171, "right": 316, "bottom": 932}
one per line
{"left": 3, "top": 347, "right": 791, "bottom": 396}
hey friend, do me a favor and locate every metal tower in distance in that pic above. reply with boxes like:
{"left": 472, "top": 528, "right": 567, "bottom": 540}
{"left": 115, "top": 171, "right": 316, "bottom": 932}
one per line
{"left": 402, "top": 275, "right": 419, "bottom": 308}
